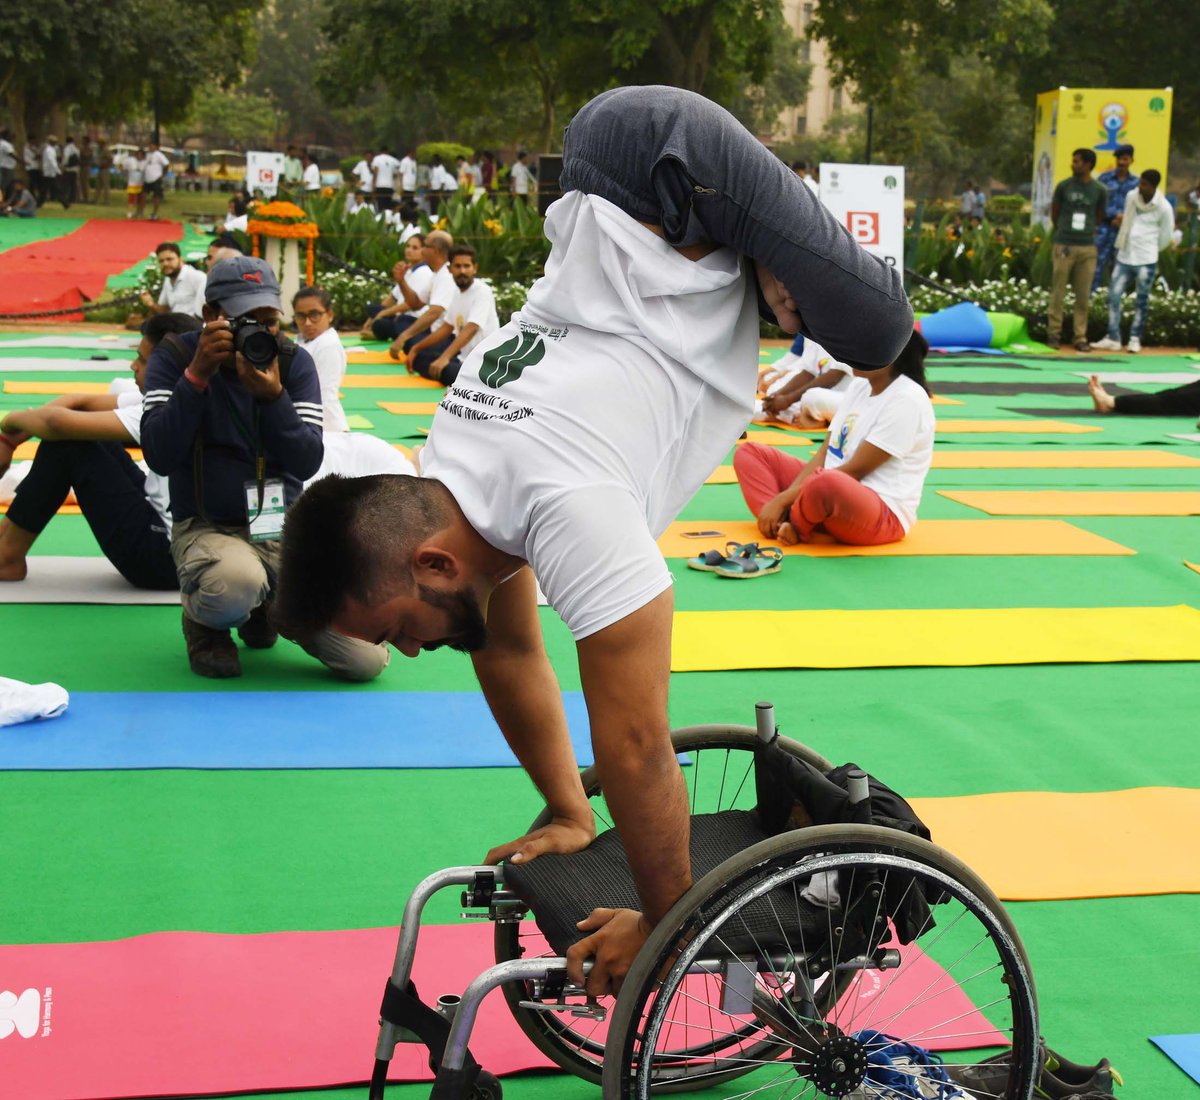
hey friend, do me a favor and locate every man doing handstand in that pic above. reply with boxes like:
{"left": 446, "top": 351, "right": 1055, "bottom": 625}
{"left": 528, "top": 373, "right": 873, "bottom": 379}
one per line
{"left": 274, "top": 86, "right": 913, "bottom": 995}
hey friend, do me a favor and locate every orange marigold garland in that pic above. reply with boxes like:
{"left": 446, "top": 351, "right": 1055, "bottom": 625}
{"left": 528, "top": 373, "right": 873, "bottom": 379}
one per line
{"left": 246, "top": 200, "right": 320, "bottom": 284}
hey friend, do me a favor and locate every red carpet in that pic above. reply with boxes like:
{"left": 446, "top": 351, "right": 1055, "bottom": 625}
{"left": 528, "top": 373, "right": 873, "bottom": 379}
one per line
{"left": 0, "top": 219, "right": 182, "bottom": 320}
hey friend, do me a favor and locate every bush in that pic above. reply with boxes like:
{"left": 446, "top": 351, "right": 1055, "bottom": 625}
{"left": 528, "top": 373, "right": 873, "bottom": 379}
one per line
{"left": 986, "top": 195, "right": 1026, "bottom": 224}
{"left": 416, "top": 142, "right": 473, "bottom": 165}
{"left": 909, "top": 278, "right": 1200, "bottom": 346}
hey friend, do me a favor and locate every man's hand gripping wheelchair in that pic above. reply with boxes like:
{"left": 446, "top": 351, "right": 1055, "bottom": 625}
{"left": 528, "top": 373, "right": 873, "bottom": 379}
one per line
{"left": 368, "top": 703, "right": 1039, "bottom": 1100}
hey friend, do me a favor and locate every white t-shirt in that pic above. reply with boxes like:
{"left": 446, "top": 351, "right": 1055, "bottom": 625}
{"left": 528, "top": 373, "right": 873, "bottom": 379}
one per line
{"left": 157, "top": 263, "right": 208, "bottom": 318}
{"left": 143, "top": 150, "right": 170, "bottom": 184}
{"left": 823, "top": 375, "right": 934, "bottom": 533}
{"left": 422, "top": 191, "right": 760, "bottom": 640}
{"left": 399, "top": 155, "right": 417, "bottom": 192}
{"left": 0, "top": 139, "right": 15, "bottom": 171}
{"left": 352, "top": 159, "right": 373, "bottom": 190}
{"left": 297, "top": 326, "right": 348, "bottom": 433}
{"left": 125, "top": 156, "right": 145, "bottom": 187}
{"left": 1118, "top": 191, "right": 1174, "bottom": 267}
{"left": 444, "top": 279, "right": 499, "bottom": 357}
{"left": 307, "top": 432, "right": 415, "bottom": 486}
{"left": 511, "top": 161, "right": 534, "bottom": 195}
{"left": 428, "top": 164, "right": 455, "bottom": 193}
{"left": 22, "top": 143, "right": 38, "bottom": 171}
{"left": 302, "top": 162, "right": 321, "bottom": 191}
{"left": 394, "top": 263, "right": 433, "bottom": 316}
{"left": 112, "top": 391, "right": 172, "bottom": 529}
{"left": 372, "top": 153, "right": 401, "bottom": 189}
{"left": 426, "top": 264, "right": 457, "bottom": 314}
{"left": 41, "top": 145, "right": 59, "bottom": 177}
{"left": 795, "top": 337, "right": 851, "bottom": 390}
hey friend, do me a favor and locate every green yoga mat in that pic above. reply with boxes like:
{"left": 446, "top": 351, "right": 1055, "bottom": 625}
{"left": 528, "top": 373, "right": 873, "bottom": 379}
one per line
{"left": 0, "top": 215, "right": 86, "bottom": 252}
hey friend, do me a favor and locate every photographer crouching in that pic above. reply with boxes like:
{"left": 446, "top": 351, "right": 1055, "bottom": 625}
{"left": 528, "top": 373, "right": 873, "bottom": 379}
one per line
{"left": 141, "top": 256, "right": 389, "bottom": 681}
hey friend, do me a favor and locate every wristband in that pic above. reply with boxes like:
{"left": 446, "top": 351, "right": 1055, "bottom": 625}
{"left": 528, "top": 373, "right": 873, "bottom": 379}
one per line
{"left": 184, "top": 366, "right": 209, "bottom": 391}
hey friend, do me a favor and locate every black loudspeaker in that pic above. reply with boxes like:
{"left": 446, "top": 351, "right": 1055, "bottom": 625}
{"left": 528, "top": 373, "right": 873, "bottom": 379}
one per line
{"left": 537, "top": 154, "right": 564, "bottom": 216}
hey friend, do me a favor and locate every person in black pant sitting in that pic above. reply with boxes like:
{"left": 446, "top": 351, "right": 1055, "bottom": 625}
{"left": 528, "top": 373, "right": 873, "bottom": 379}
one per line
{"left": 0, "top": 313, "right": 200, "bottom": 585}
{"left": 1088, "top": 374, "right": 1200, "bottom": 421}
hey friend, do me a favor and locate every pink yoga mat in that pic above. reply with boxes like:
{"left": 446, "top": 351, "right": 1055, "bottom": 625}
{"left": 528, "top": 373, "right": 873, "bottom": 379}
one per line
{"left": 0, "top": 923, "right": 1004, "bottom": 1098}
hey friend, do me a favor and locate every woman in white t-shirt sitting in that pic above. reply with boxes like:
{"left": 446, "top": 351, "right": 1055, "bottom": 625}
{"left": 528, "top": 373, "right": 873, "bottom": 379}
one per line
{"left": 292, "top": 285, "right": 416, "bottom": 484}
{"left": 756, "top": 332, "right": 852, "bottom": 429}
{"left": 733, "top": 330, "right": 934, "bottom": 546}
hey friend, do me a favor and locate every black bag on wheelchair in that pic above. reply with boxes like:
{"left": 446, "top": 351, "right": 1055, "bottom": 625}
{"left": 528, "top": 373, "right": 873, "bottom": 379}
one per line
{"left": 504, "top": 734, "right": 940, "bottom": 955}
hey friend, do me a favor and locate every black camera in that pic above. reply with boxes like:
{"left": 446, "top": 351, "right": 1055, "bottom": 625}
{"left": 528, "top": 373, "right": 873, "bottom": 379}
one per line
{"left": 229, "top": 316, "right": 278, "bottom": 371}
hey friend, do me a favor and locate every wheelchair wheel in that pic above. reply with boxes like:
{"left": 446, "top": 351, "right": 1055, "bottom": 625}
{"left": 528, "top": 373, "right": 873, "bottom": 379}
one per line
{"left": 601, "top": 824, "right": 1039, "bottom": 1099}
{"left": 495, "top": 725, "right": 833, "bottom": 1090}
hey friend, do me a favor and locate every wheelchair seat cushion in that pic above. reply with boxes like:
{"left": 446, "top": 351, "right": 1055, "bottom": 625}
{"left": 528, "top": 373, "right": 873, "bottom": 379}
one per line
{"left": 503, "top": 810, "right": 828, "bottom": 955}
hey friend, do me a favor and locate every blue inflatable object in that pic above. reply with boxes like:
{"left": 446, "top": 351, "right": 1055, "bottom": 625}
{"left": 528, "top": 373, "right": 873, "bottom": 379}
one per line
{"left": 918, "top": 301, "right": 995, "bottom": 350}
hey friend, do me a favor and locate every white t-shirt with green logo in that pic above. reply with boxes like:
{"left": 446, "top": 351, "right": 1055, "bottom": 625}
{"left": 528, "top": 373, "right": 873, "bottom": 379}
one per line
{"left": 422, "top": 191, "right": 760, "bottom": 639}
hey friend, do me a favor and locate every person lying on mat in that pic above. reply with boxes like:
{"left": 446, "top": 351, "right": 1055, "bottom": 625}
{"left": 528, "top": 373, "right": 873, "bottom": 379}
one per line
{"left": 756, "top": 332, "right": 851, "bottom": 429}
{"left": 272, "top": 85, "right": 913, "bottom": 996}
{"left": 1087, "top": 374, "right": 1200, "bottom": 423}
{"left": 0, "top": 313, "right": 199, "bottom": 585}
{"left": 736, "top": 330, "right": 933, "bottom": 546}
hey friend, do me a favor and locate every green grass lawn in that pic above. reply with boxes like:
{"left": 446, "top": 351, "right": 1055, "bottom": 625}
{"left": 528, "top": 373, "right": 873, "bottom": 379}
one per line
{"left": 41, "top": 187, "right": 235, "bottom": 222}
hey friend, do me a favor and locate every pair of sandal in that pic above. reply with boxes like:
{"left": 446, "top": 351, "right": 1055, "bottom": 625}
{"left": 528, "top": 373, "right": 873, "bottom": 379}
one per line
{"left": 687, "top": 541, "right": 783, "bottom": 578}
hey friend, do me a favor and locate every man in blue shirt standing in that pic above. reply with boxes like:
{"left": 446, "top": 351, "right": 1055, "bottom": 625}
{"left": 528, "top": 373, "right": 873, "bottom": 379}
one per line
{"left": 1092, "top": 143, "right": 1138, "bottom": 291}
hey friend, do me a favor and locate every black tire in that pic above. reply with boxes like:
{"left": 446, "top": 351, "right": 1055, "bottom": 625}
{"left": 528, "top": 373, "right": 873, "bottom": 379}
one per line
{"left": 602, "top": 824, "right": 1039, "bottom": 1099}
{"left": 468, "top": 1069, "right": 502, "bottom": 1100}
{"left": 496, "top": 725, "right": 832, "bottom": 1089}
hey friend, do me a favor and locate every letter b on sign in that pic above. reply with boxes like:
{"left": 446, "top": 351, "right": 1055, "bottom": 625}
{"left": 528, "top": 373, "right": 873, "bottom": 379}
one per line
{"left": 847, "top": 211, "right": 880, "bottom": 245}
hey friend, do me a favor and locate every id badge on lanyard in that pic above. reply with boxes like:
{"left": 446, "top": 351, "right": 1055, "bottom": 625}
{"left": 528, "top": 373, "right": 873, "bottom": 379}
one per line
{"left": 245, "top": 457, "right": 285, "bottom": 542}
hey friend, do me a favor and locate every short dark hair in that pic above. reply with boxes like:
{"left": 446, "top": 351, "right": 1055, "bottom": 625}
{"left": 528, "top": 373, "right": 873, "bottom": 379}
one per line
{"left": 1141, "top": 169, "right": 1162, "bottom": 187}
{"left": 293, "top": 285, "right": 333, "bottom": 310}
{"left": 449, "top": 244, "right": 477, "bottom": 263}
{"left": 890, "top": 329, "right": 931, "bottom": 394}
{"left": 210, "top": 233, "right": 242, "bottom": 252}
{"left": 141, "top": 312, "right": 203, "bottom": 344}
{"left": 1073, "top": 148, "right": 1097, "bottom": 169}
{"left": 156, "top": 241, "right": 182, "bottom": 257}
{"left": 274, "top": 474, "right": 455, "bottom": 641}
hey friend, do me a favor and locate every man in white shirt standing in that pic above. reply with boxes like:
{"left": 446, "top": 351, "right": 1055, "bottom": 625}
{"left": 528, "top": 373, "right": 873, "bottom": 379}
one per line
{"left": 399, "top": 147, "right": 418, "bottom": 206}
{"left": 406, "top": 245, "right": 498, "bottom": 384}
{"left": 142, "top": 141, "right": 171, "bottom": 220}
{"left": 351, "top": 149, "right": 374, "bottom": 202}
{"left": 61, "top": 136, "right": 81, "bottom": 208}
{"left": 0, "top": 129, "right": 17, "bottom": 200}
{"left": 41, "top": 136, "right": 61, "bottom": 207}
{"left": 1091, "top": 168, "right": 1175, "bottom": 354}
{"left": 301, "top": 151, "right": 321, "bottom": 198}
{"left": 22, "top": 135, "right": 41, "bottom": 202}
{"left": 510, "top": 149, "right": 534, "bottom": 202}
{"left": 141, "top": 242, "right": 207, "bottom": 319}
{"left": 371, "top": 146, "right": 402, "bottom": 211}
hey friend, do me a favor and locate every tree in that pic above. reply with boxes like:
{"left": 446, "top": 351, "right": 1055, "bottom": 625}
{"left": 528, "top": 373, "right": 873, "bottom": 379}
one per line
{"left": 319, "top": 0, "right": 796, "bottom": 152}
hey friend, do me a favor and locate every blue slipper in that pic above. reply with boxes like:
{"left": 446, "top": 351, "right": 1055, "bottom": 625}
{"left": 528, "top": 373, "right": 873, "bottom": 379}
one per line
{"left": 687, "top": 541, "right": 754, "bottom": 572}
{"left": 713, "top": 544, "right": 783, "bottom": 578}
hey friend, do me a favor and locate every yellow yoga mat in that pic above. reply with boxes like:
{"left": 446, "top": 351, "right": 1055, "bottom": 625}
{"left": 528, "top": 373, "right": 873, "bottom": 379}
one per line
{"left": 377, "top": 401, "right": 441, "bottom": 416}
{"left": 4, "top": 380, "right": 113, "bottom": 395}
{"left": 343, "top": 349, "right": 403, "bottom": 364}
{"left": 341, "top": 374, "right": 442, "bottom": 389}
{"left": 749, "top": 418, "right": 814, "bottom": 434}
{"left": 911, "top": 788, "right": 1200, "bottom": 900}
{"left": 934, "top": 419, "right": 1101, "bottom": 435}
{"left": 705, "top": 465, "right": 738, "bottom": 485}
{"left": 931, "top": 449, "right": 1200, "bottom": 469}
{"left": 10, "top": 441, "right": 143, "bottom": 461}
{"left": 930, "top": 394, "right": 964, "bottom": 406}
{"left": 670, "top": 604, "right": 1200, "bottom": 671}
{"left": 0, "top": 503, "right": 82, "bottom": 515}
{"left": 941, "top": 490, "right": 1200, "bottom": 516}
{"left": 658, "top": 518, "right": 1133, "bottom": 558}
{"left": 1187, "top": 562, "right": 1200, "bottom": 577}
{"left": 739, "top": 431, "right": 815, "bottom": 447}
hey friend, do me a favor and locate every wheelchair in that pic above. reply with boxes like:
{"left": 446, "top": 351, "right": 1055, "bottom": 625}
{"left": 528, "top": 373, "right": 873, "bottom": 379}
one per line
{"left": 368, "top": 703, "right": 1040, "bottom": 1100}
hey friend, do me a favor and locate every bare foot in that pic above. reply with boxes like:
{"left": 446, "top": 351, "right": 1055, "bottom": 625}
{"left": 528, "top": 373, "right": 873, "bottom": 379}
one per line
{"left": 777, "top": 522, "right": 799, "bottom": 545}
{"left": 0, "top": 519, "right": 34, "bottom": 580}
{"left": 0, "top": 557, "right": 28, "bottom": 581}
{"left": 1087, "top": 374, "right": 1116, "bottom": 414}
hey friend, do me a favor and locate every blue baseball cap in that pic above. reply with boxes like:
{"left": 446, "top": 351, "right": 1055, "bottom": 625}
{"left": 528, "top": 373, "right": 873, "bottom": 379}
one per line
{"left": 205, "top": 255, "right": 282, "bottom": 315}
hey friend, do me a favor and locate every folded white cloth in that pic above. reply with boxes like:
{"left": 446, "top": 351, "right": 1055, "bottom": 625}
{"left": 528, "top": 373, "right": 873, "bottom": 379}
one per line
{"left": 0, "top": 676, "right": 69, "bottom": 727}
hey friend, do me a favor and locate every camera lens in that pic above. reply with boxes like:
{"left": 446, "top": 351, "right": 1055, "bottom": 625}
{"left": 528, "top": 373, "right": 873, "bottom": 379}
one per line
{"left": 234, "top": 321, "right": 277, "bottom": 369}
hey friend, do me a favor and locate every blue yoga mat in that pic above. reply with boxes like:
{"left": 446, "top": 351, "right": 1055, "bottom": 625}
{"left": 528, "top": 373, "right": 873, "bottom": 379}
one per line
{"left": 0, "top": 692, "right": 594, "bottom": 770}
{"left": 1150, "top": 1034, "right": 1200, "bottom": 1085}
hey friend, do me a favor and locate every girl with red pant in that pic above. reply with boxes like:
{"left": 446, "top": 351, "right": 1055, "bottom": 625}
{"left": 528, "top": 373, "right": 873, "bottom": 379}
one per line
{"left": 734, "top": 330, "right": 933, "bottom": 546}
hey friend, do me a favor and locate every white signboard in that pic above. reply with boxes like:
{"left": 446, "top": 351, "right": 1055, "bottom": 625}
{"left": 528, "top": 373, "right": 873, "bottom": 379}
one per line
{"left": 818, "top": 163, "right": 906, "bottom": 269}
{"left": 246, "top": 151, "right": 286, "bottom": 198}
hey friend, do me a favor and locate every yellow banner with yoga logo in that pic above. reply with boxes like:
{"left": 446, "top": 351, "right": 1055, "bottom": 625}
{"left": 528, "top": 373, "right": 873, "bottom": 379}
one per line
{"left": 1032, "top": 87, "right": 1173, "bottom": 228}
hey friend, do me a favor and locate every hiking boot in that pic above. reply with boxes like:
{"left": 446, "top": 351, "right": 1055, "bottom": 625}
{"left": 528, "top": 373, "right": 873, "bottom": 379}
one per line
{"left": 1046, "top": 335, "right": 1062, "bottom": 349}
{"left": 182, "top": 612, "right": 241, "bottom": 678}
{"left": 949, "top": 1038, "right": 1047, "bottom": 1094}
{"left": 237, "top": 602, "right": 278, "bottom": 649}
{"left": 1127, "top": 336, "right": 1142, "bottom": 353}
{"left": 1074, "top": 340, "right": 1091, "bottom": 353}
{"left": 1090, "top": 336, "right": 1122, "bottom": 351}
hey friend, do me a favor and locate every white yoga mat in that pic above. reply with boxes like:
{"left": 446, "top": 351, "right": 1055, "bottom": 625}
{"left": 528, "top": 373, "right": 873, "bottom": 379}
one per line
{"left": 0, "top": 336, "right": 139, "bottom": 350}
{"left": 1168, "top": 433, "right": 1200, "bottom": 444}
{"left": 0, "top": 557, "right": 180, "bottom": 605}
{"left": 1071, "top": 371, "right": 1200, "bottom": 385}
{"left": 0, "top": 357, "right": 132, "bottom": 373}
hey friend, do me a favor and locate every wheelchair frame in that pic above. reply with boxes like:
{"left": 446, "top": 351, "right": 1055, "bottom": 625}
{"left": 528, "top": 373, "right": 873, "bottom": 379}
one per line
{"left": 367, "top": 704, "right": 1040, "bottom": 1100}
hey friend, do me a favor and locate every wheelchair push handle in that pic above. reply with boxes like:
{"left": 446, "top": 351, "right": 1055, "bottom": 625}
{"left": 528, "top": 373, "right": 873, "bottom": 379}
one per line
{"left": 754, "top": 701, "right": 777, "bottom": 744}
